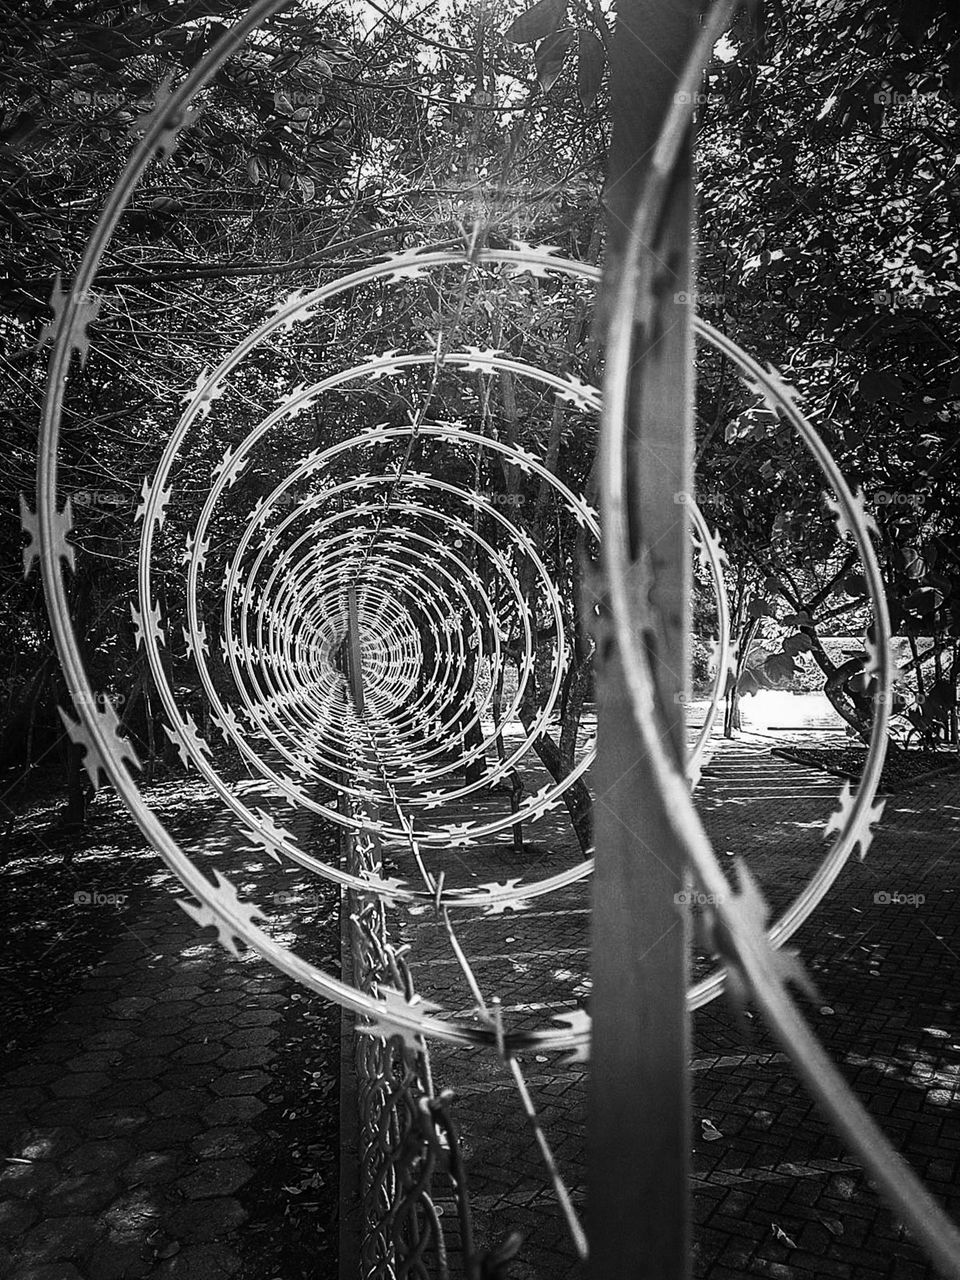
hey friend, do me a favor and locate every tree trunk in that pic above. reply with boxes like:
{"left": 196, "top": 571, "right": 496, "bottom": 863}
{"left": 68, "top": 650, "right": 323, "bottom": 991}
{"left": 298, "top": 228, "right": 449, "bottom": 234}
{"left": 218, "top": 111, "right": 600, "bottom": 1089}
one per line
{"left": 517, "top": 703, "right": 592, "bottom": 855}
{"left": 724, "top": 617, "right": 758, "bottom": 738}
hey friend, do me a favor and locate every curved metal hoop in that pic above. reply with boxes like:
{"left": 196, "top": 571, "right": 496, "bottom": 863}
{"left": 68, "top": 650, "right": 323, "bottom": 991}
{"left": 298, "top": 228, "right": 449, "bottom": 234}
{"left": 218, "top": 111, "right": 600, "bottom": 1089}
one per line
{"left": 32, "top": 13, "right": 889, "bottom": 1067}
{"left": 596, "top": 2, "right": 960, "bottom": 1272}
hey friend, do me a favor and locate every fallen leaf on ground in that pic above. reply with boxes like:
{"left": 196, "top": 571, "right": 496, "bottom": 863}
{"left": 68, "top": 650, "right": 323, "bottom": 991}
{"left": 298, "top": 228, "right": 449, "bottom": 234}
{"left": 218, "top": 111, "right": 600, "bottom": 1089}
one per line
{"left": 771, "top": 1223, "right": 798, "bottom": 1248}
{"left": 701, "top": 1118, "right": 723, "bottom": 1142}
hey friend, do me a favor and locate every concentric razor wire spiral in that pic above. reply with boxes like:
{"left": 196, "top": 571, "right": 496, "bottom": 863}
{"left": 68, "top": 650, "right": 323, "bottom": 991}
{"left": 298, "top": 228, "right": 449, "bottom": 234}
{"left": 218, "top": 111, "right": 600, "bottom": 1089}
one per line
{"left": 24, "top": 0, "right": 885, "bottom": 1054}
{"left": 28, "top": 6, "right": 960, "bottom": 1271}
{"left": 36, "top": 235, "right": 890, "bottom": 1057}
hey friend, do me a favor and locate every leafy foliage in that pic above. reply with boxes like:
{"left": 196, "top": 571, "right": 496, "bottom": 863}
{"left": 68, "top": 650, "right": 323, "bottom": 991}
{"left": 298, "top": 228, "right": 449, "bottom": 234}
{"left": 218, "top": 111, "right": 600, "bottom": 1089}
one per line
{"left": 695, "top": 0, "right": 960, "bottom": 743}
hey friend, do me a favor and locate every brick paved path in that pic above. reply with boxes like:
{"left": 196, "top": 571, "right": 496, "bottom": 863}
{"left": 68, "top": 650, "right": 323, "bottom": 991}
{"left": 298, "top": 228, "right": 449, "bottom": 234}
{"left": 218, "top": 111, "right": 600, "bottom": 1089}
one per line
{"left": 0, "top": 787, "right": 339, "bottom": 1280}
{"left": 389, "top": 736, "right": 960, "bottom": 1279}
{"left": 3, "top": 736, "right": 957, "bottom": 1279}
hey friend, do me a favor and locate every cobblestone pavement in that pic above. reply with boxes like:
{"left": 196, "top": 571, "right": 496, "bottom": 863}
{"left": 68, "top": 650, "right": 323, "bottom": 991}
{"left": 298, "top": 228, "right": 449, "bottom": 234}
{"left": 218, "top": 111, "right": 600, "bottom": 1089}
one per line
{"left": 0, "top": 786, "right": 339, "bottom": 1280}
{"left": 3, "top": 736, "right": 958, "bottom": 1280}
{"left": 392, "top": 735, "right": 960, "bottom": 1280}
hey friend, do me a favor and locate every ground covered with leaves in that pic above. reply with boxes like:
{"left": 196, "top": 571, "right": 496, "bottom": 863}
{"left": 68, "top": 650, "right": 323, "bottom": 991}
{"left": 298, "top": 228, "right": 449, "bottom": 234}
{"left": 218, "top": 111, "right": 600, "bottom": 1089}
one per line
{"left": 773, "top": 745, "right": 960, "bottom": 792}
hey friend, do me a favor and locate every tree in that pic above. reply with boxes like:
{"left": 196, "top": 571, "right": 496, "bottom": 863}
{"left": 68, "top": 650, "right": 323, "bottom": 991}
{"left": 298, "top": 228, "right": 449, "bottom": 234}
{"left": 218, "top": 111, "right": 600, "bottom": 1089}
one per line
{"left": 694, "top": 0, "right": 960, "bottom": 745}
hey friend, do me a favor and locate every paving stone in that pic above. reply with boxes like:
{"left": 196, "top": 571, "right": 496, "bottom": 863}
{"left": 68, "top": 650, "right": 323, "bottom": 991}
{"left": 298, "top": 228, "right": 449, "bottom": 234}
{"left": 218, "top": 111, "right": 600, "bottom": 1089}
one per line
{"left": 157, "top": 986, "right": 205, "bottom": 1002}
{"left": 224, "top": 1027, "right": 276, "bottom": 1049}
{"left": 134, "top": 1035, "right": 183, "bottom": 1058}
{"left": 187, "top": 1009, "right": 237, "bottom": 1032}
{"left": 16, "top": 1128, "right": 81, "bottom": 1162}
{"left": 19, "top": 1048, "right": 70, "bottom": 1072}
{"left": 50, "top": 1072, "right": 111, "bottom": 1098}
{"left": 3, "top": 1065, "right": 61, "bottom": 1088}
{"left": 1, "top": 737, "right": 950, "bottom": 1280}
{"left": 229, "top": 1009, "right": 280, "bottom": 1028}
{"left": 45, "top": 1172, "right": 118, "bottom": 1214}
{"left": 176, "top": 1158, "right": 254, "bottom": 1199}
{"left": 246, "top": 992, "right": 285, "bottom": 1008}
{"left": 241, "top": 976, "right": 285, "bottom": 995}
{"left": 78, "top": 1108, "right": 149, "bottom": 1139}
{"left": 22, "top": 1101, "right": 93, "bottom": 1130}
{"left": 63, "top": 1139, "right": 135, "bottom": 1176}
{"left": 195, "top": 991, "right": 243, "bottom": 1008}
{"left": 109, "top": 997, "right": 156, "bottom": 1020}
{"left": 177, "top": 1042, "right": 225, "bottom": 1066}
{"left": 215, "top": 1045, "right": 273, "bottom": 1071}
{"left": 0, "top": 1198, "right": 39, "bottom": 1238}
{"left": 106, "top": 1081, "right": 161, "bottom": 1107}
{"left": 0, "top": 1115, "right": 25, "bottom": 1147}
{"left": 209, "top": 1070, "right": 271, "bottom": 1097}
{"left": 151, "top": 1017, "right": 195, "bottom": 1040}
{"left": 9, "top": 1264, "right": 85, "bottom": 1280}
{"left": 163, "top": 1196, "right": 247, "bottom": 1242}
{"left": 85, "top": 1236, "right": 154, "bottom": 1279}
{"left": 200, "top": 1096, "right": 265, "bottom": 1127}
{"left": 213, "top": 975, "right": 246, "bottom": 991}
{"left": 63, "top": 1052, "right": 123, "bottom": 1074}
{"left": 150, "top": 1002, "right": 200, "bottom": 1023}
{"left": 120, "top": 1150, "right": 181, "bottom": 1186}
{"left": 0, "top": 1162, "right": 60, "bottom": 1201}
{"left": 188, "top": 1127, "right": 259, "bottom": 1159}
{"left": 136, "top": 1118, "right": 203, "bottom": 1149}
{"left": 19, "top": 1214, "right": 103, "bottom": 1262}
{"left": 85, "top": 1030, "right": 137, "bottom": 1051}
{"left": 147, "top": 1088, "right": 210, "bottom": 1118}
{"left": 178, "top": 1023, "right": 230, "bottom": 1046}
{"left": 162, "top": 1066, "right": 220, "bottom": 1090}
{"left": 37, "top": 1019, "right": 85, "bottom": 1041}
{"left": 113, "top": 1057, "right": 167, "bottom": 1082}
{"left": 154, "top": 1241, "right": 242, "bottom": 1278}
{"left": 0, "top": 1089, "right": 48, "bottom": 1112}
{"left": 101, "top": 1188, "right": 164, "bottom": 1239}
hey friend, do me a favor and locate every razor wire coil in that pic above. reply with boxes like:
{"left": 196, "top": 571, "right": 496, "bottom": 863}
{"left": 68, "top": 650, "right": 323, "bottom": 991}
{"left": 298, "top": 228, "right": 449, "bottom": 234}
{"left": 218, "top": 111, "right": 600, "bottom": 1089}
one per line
{"left": 32, "top": 239, "right": 893, "bottom": 1053}
{"left": 29, "top": 6, "right": 960, "bottom": 1272}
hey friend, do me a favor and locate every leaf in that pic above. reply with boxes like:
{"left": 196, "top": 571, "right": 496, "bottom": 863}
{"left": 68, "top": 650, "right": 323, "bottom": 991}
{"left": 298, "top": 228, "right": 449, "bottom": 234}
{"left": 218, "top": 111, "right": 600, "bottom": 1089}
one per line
{"left": 906, "top": 587, "right": 942, "bottom": 613}
{"left": 859, "top": 370, "right": 903, "bottom": 403}
{"left": 701, "top": 1118, "right": 723, "bottom": 1142}
{"left": 840, "top": 572, "right": 867, "bottom": 596}
{"left": 504, "top": 0, "right": 566, "bottom": 44}
{"left": 764, "top": 653, "right": 797, "bottom": 682}
{"left": 746, "top": 597, "right": 776, "bottom": 618}
{"left": 535, "top": 27, "right": 575, "bottom": 92}
{"left": 782, "top": 633, "right": 813, "bottom": 656}
{"left": 576, "top": 29, "right": 605, "bottom": 108}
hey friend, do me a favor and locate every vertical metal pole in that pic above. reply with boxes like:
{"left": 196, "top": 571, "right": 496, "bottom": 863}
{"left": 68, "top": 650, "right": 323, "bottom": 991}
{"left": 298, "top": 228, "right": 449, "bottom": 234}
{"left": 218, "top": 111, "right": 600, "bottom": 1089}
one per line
{"left": 347, "top": 586, "right": 364, "bottom": 715}
{"left": 589, "top": 3, "right": 697, "bottom": 1278}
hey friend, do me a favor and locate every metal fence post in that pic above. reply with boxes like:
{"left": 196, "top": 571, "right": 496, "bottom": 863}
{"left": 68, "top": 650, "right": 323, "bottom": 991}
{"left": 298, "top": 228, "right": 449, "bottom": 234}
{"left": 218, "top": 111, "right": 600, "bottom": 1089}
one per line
{"left": 589, "top": 3, "right": 698, "bottom": 1277}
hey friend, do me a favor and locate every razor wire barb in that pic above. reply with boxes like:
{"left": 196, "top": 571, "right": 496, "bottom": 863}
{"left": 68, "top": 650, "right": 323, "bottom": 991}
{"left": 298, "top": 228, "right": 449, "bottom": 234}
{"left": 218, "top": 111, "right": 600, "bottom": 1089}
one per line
{"left": 26, "top": 0, "right": 960, "bottom": 1276}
